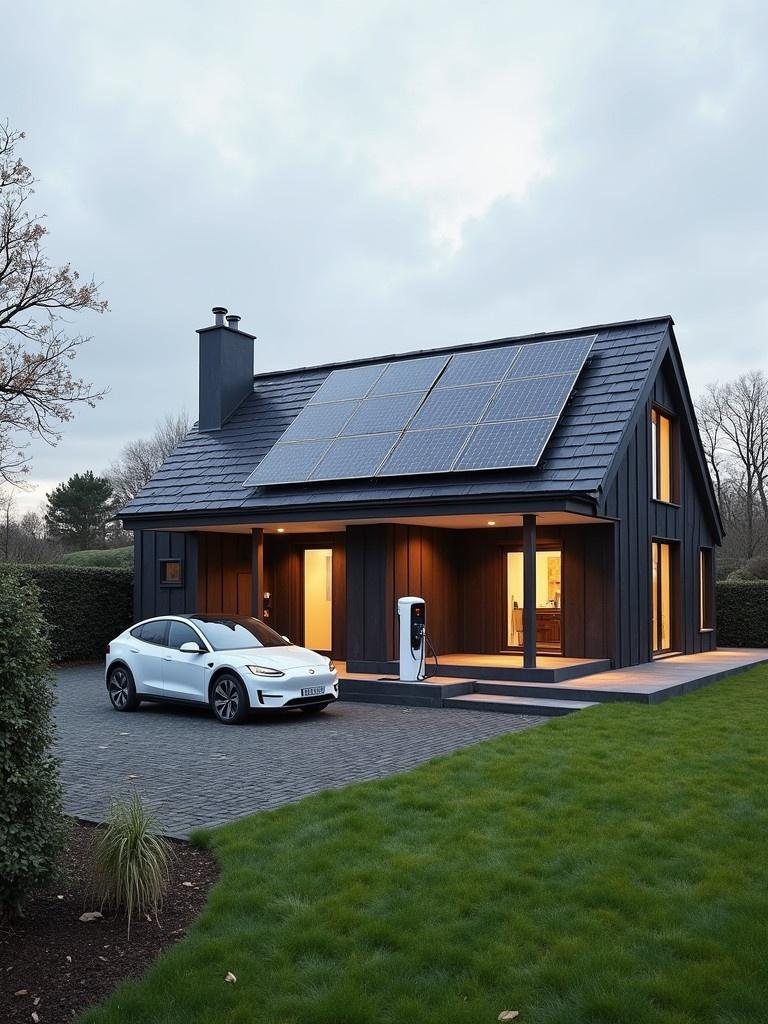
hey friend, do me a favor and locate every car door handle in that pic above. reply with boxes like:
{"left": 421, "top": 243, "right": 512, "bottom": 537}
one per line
{"left": 163, "top": 656, "right": 173, "bottom": 661}
{"left": 130, "top": 648, "right": 140, "bottom": 653}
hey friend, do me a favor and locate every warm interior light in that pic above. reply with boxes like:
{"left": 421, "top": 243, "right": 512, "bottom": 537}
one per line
{"left": 277, "top": 528, "right": 285, "bottom": 533}
{"left": 487, "top": 520, "right": 496, "bottom": 526}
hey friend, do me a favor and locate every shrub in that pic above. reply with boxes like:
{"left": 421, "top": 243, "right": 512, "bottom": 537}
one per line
{"left": 0, "top": 564, "right": 133, "bottom": 661}
{"left": 61, "top": 546, "right": 133, "bottom": 568}
{"left": 91, "top": 792, "right": 171, "bottom": 937}
{"left": 716, "top": 580, "right": 768, "bottom": 647}
{"left": 0, "top": 571, "right": 67, "bottom": 918}
{"left": 727, "top": 555, "right": 768, "bottom": 581}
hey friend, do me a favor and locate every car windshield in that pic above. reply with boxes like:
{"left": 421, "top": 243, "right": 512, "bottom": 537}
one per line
{"left": 188, "top": 616, "right": 290, "bottom": 651}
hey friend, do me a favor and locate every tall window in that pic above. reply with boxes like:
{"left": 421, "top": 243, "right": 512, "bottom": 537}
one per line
{"left": 651, "top": 540, "right": 674, "bottom": 654}
{"left": 651, "top": 407, "right": 675, "bottom": 502}
{"left": 700, "top": 548, "right": 714, "bottom": 630}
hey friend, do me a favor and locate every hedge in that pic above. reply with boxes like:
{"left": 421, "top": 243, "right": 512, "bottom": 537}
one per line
{"left": 716, "top": 580, "right": 768, "bottom": 647}
{"left": 0, "top": 564, "right": 133, "bottom": 662}
{"left": 61, "top": 546, "right": 133, "bottom": 568}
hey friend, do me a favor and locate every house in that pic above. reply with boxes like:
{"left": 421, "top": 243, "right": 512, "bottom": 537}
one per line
{"left": 119, "top": 308, "right": 723, "bottom": 680}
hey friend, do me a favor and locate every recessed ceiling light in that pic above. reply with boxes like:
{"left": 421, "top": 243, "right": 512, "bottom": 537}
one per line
{"left": 487, "top": 520, "right": 496, "bottom": 526}
{"left": 277, "top": 528, "right": 285, "bottom": 533}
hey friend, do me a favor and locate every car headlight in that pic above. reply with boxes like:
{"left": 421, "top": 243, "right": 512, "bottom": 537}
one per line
{"left": 327, "top": 658, "right": 336, "bottom": 672}
{"left": 246, "top": 664, "right": 285, "bottom": 677}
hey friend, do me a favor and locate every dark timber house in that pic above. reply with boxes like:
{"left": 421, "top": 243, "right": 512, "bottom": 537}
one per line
{"left": 119, "top": 309, "right": 723, "bottom": 680}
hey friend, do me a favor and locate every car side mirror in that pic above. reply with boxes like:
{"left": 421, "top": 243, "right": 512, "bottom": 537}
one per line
{"left": 281, "top": 635, "right": 291, "bottom": 644}
{"left": 179, "top": 641, "right": 204, "bottom": 654}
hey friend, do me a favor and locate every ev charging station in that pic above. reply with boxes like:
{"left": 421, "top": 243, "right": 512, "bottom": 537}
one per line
{"left": 397, "top": 596, "right": 426, "bottom": 681}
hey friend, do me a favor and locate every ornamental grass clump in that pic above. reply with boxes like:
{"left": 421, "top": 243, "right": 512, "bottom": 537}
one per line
{"left": 92, "top": 792, "right": 171, "bottom": 937}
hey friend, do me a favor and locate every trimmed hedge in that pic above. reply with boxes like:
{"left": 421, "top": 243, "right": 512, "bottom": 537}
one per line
{"left": 61, "top": 546, "right": 133, "bottom": 568}
{"left": 0, "top": 564, "right": 133, "bottom": 662}
{"left": 716, "top": 580, "right": 768, "bottom": 647}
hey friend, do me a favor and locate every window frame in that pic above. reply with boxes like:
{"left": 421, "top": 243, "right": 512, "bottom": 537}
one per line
{"left": 651, "top": 405, "right": 679, "bottom": 505}
{"left": 699, "top": 547, "right": 715, "bottom": 632}
{"left": 130, "top": 619, "right": 170, "bottom": 647}
{"left": 167, "top": 619, "right": 209, "bottom": 651}
{"left": 159, "top": 558, "right": 184, "bottom": 587}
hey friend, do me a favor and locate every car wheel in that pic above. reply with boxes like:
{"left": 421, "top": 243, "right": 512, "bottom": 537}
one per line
{"left": 210, "top": 673, "right": 248, "bottom": 724}
{"left": 107, "top": 665, "right": 141, "bottom": 712}
{"left": 300, "top": 703, "right": 330, "bottom": 715}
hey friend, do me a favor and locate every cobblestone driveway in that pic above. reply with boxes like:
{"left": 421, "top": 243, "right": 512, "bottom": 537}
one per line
{"left": 54, "top": 666, "right": 544, "bottom": 837}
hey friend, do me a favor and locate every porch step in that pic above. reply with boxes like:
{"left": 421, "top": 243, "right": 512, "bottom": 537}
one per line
{"left": 473, "top": 681, "right": 650, "bottom": 704}
{"left": 443, "top": 693, "right": 598, "bottom": 717}
{"left": 435, "top": 658, "right": 612, "bottom": 683}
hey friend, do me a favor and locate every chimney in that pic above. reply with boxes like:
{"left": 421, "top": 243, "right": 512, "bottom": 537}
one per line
{"left": 197, "top": 306, "right": 256, "bottom": 431}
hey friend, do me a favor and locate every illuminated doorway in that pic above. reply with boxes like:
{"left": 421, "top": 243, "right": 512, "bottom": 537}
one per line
{"left": 303, "top": 548, "right": 333, "bottom": 652}
{"left": 505, "top": 549, "right": 562, "bottom": 653}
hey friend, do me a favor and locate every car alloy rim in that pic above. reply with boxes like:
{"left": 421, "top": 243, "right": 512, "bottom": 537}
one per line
{"left": 109, "top": 669, "right": 129, "bottom": 708}
{"left": 214, "top": 678, "right": 239, "bottom": 720}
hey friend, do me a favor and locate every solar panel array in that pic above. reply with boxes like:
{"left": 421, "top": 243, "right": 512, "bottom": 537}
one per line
{"left": 242, "top": 335, "right": 595, "bottom": 487}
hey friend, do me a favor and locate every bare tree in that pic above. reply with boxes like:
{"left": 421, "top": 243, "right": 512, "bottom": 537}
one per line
{"left": 108, "top": 410, "right": 192, "bottom": 508}
{"left": 0, "top": 121, "right": 107, "bottom": 483}
{"left": 696, "top": 371, "right": 768, "bottom": 564}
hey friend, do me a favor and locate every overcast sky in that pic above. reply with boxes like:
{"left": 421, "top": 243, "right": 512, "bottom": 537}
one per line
{"left": 3, "top": 0, "right": 767, "bottom": 513}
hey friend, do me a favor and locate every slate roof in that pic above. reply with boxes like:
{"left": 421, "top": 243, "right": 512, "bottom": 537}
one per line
{"left": 119, "top": 317, "right": 672, "bottom": 521}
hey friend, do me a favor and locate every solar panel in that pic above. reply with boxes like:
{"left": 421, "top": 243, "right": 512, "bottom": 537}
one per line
{"left": 481, "top": 374, "right": 575, "bottom": 422}
{"left": 241, "top": 334, "right": 595, "bottom": 486}
{"left": 378, "top": 426, "right": 473, "bottom": 476}
{"left": 453, "top": 418, "right": 558, "bottom": 471}
{"left": 309, "top": 432, "right": 400, "bottom": 480}
{"left": 370, "top": 354, "right": 450, "bottom": 396}
{"left": 340, "top": 393, "right": 424, "bottom": 435}
{"left": 410, "top": 384, "right": 496, "bottom": 429}
{"left": 309, "top": 363, "right": 386, "bottom": 405}
{"left": 435, "top": 347, "right": 521, "bottom": 389}
{"left": 242, "top": 439, "right": 331, "bottom": 487}
{"left": 280, "top": 400, "right": 360, "bottom": 442}
{"left": 505, "top": 336, "right": 593, "bottom": 379}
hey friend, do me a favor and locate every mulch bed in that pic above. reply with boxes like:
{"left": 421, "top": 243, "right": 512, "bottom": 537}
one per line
{"left": 1, "top": 820, "right": 218, "bottom": 1023}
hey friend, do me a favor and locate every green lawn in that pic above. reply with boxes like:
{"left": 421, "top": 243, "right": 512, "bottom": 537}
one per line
{"left": 83, "top": 667, "right": 768, "bottom": 1024}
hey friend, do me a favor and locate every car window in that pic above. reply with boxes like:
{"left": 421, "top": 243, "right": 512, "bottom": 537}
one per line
{"left": 168, "top": 620, "right": 204, "bottom": 650}
{"left": 189, "top": 616, "right": 290, "bottom": 651}
{"left": 133, "top": 619, "right": 169, "bottom": 647}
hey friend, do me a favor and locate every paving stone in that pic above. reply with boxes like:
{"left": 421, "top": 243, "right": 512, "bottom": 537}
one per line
{"left": 53, "top": 666, "right": 545, "bottom": 838}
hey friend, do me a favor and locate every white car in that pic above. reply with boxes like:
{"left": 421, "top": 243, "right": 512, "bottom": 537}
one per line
{"left": 105, "top": 614, "right": 339, "bottom": 724}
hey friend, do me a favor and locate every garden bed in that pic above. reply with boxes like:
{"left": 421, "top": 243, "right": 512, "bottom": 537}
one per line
{"left": 1, "top": 821, "right": 217, "bottom": 1024}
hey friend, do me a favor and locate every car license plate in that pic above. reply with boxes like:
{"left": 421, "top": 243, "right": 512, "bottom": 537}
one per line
{"left": 301, "top": 685, "right": 324, "bottom": 697}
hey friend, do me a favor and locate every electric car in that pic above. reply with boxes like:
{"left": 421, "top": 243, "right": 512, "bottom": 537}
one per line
{"left": 105, "top": 614, "right": 339, "bottom": 724}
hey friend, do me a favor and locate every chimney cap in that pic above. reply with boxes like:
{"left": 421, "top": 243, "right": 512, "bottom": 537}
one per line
{"left": 212, "top": 306, "right": 228, "bottom": 327}
{"left": 226, "top": 314, "right": 242, "bottom": 330}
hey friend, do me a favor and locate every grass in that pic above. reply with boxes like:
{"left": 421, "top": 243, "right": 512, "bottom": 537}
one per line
{"left": 81, "top": 666, "right": 768, "bottom": 1024}
{"left": 60, "top": 547, "right": 133, "bottom": 567}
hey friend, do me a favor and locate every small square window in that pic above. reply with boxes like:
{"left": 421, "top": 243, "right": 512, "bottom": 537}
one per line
{"left": 700, "top": 548, "right": 714, "bottom": 630}
{"left": 160, "top": 559, "right": 183, "bottom": 586}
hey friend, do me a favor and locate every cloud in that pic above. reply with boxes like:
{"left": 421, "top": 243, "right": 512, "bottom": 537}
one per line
{"left": 0, "top": 0, "right": 766, "bottom": 499}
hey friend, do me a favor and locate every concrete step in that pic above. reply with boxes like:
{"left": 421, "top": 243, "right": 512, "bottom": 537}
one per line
{"left": 474, "top": 680, "right": 650, "bottom": 704}
{"left": 443, "top": 692, "right": 598, "bottom": 717}
{"left": 435, "top": 659, "right": 612, "bottom": 683}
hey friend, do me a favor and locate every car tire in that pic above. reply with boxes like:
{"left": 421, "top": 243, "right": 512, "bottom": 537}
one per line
{"left": 210, "top": 673, "right": 249, "bottom": 725}
{"left": 300, "top": 703, "right": 330, "bottom": 714}
{"left": 107, "top": 665, "right": 141, "bottom": 712}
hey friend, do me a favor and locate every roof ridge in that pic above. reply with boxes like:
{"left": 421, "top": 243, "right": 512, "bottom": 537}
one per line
{"left": 251, "top": 315, "right": 673, "bottom": 383}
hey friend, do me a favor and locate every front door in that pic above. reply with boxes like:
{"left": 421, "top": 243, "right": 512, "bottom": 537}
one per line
{"left": 505, "top": 548, "right": 562, "bottom": 653}
{"left": 303, "top": 547, "right": 333, "bottom": 654}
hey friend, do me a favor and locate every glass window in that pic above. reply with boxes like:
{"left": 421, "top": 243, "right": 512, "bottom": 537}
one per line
{"left": 190, "top": 616, "right": 290, "bottom": 651}
{"left": 304, "top": 548, "right": 333, "bottom": 651}
{"left": 168, "top": 620, "right": 204, "bottom": 650}
{"left": 651, "top": 408, "right": 674, "bottom": 502}
{"left": 506, "top": 549, "right": 562, "bottom": 650}
{"left": 160, "top": 559, "right": 183, "bottom": 585}
{"left": 700, "top": 548, "right": 714, "bottom": 629}
{"left": 652, "top": 541, "right": 673, "bottom": 653}
{"left": 133, "top": 619, "right": 169, "bottom": 647}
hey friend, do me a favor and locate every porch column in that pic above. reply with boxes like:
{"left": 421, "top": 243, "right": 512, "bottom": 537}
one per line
{"left": 523, "top": 514, "right": 537, "bottom": 669}
{"left": 251, "top": 528, "right": 264, "bottom": 619}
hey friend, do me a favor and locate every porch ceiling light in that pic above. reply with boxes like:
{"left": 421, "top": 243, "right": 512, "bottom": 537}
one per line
{"left": 277, "top": 528, "right": 285, "bottom": 533}
{"left": 487, "top": 520, "right": 496, "bottom": 526}
{"left": 247, "top": 664, "right": 285, "bottom": 677}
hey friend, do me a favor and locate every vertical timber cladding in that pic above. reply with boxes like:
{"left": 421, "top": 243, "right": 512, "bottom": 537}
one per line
{"left": 263, "top": 532, "right": 346, "bottom": 659}
{"left": 134, "top": 529, "right": 198, "bottom": 620}
{"left": 196, "top": 532, "right": 252, "bottom": 615}
{"left": 345, "top": 523, "right": 462, "bottom": 664}
{"left": 603, "top": 355, "right": 720, "bottom": 667}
